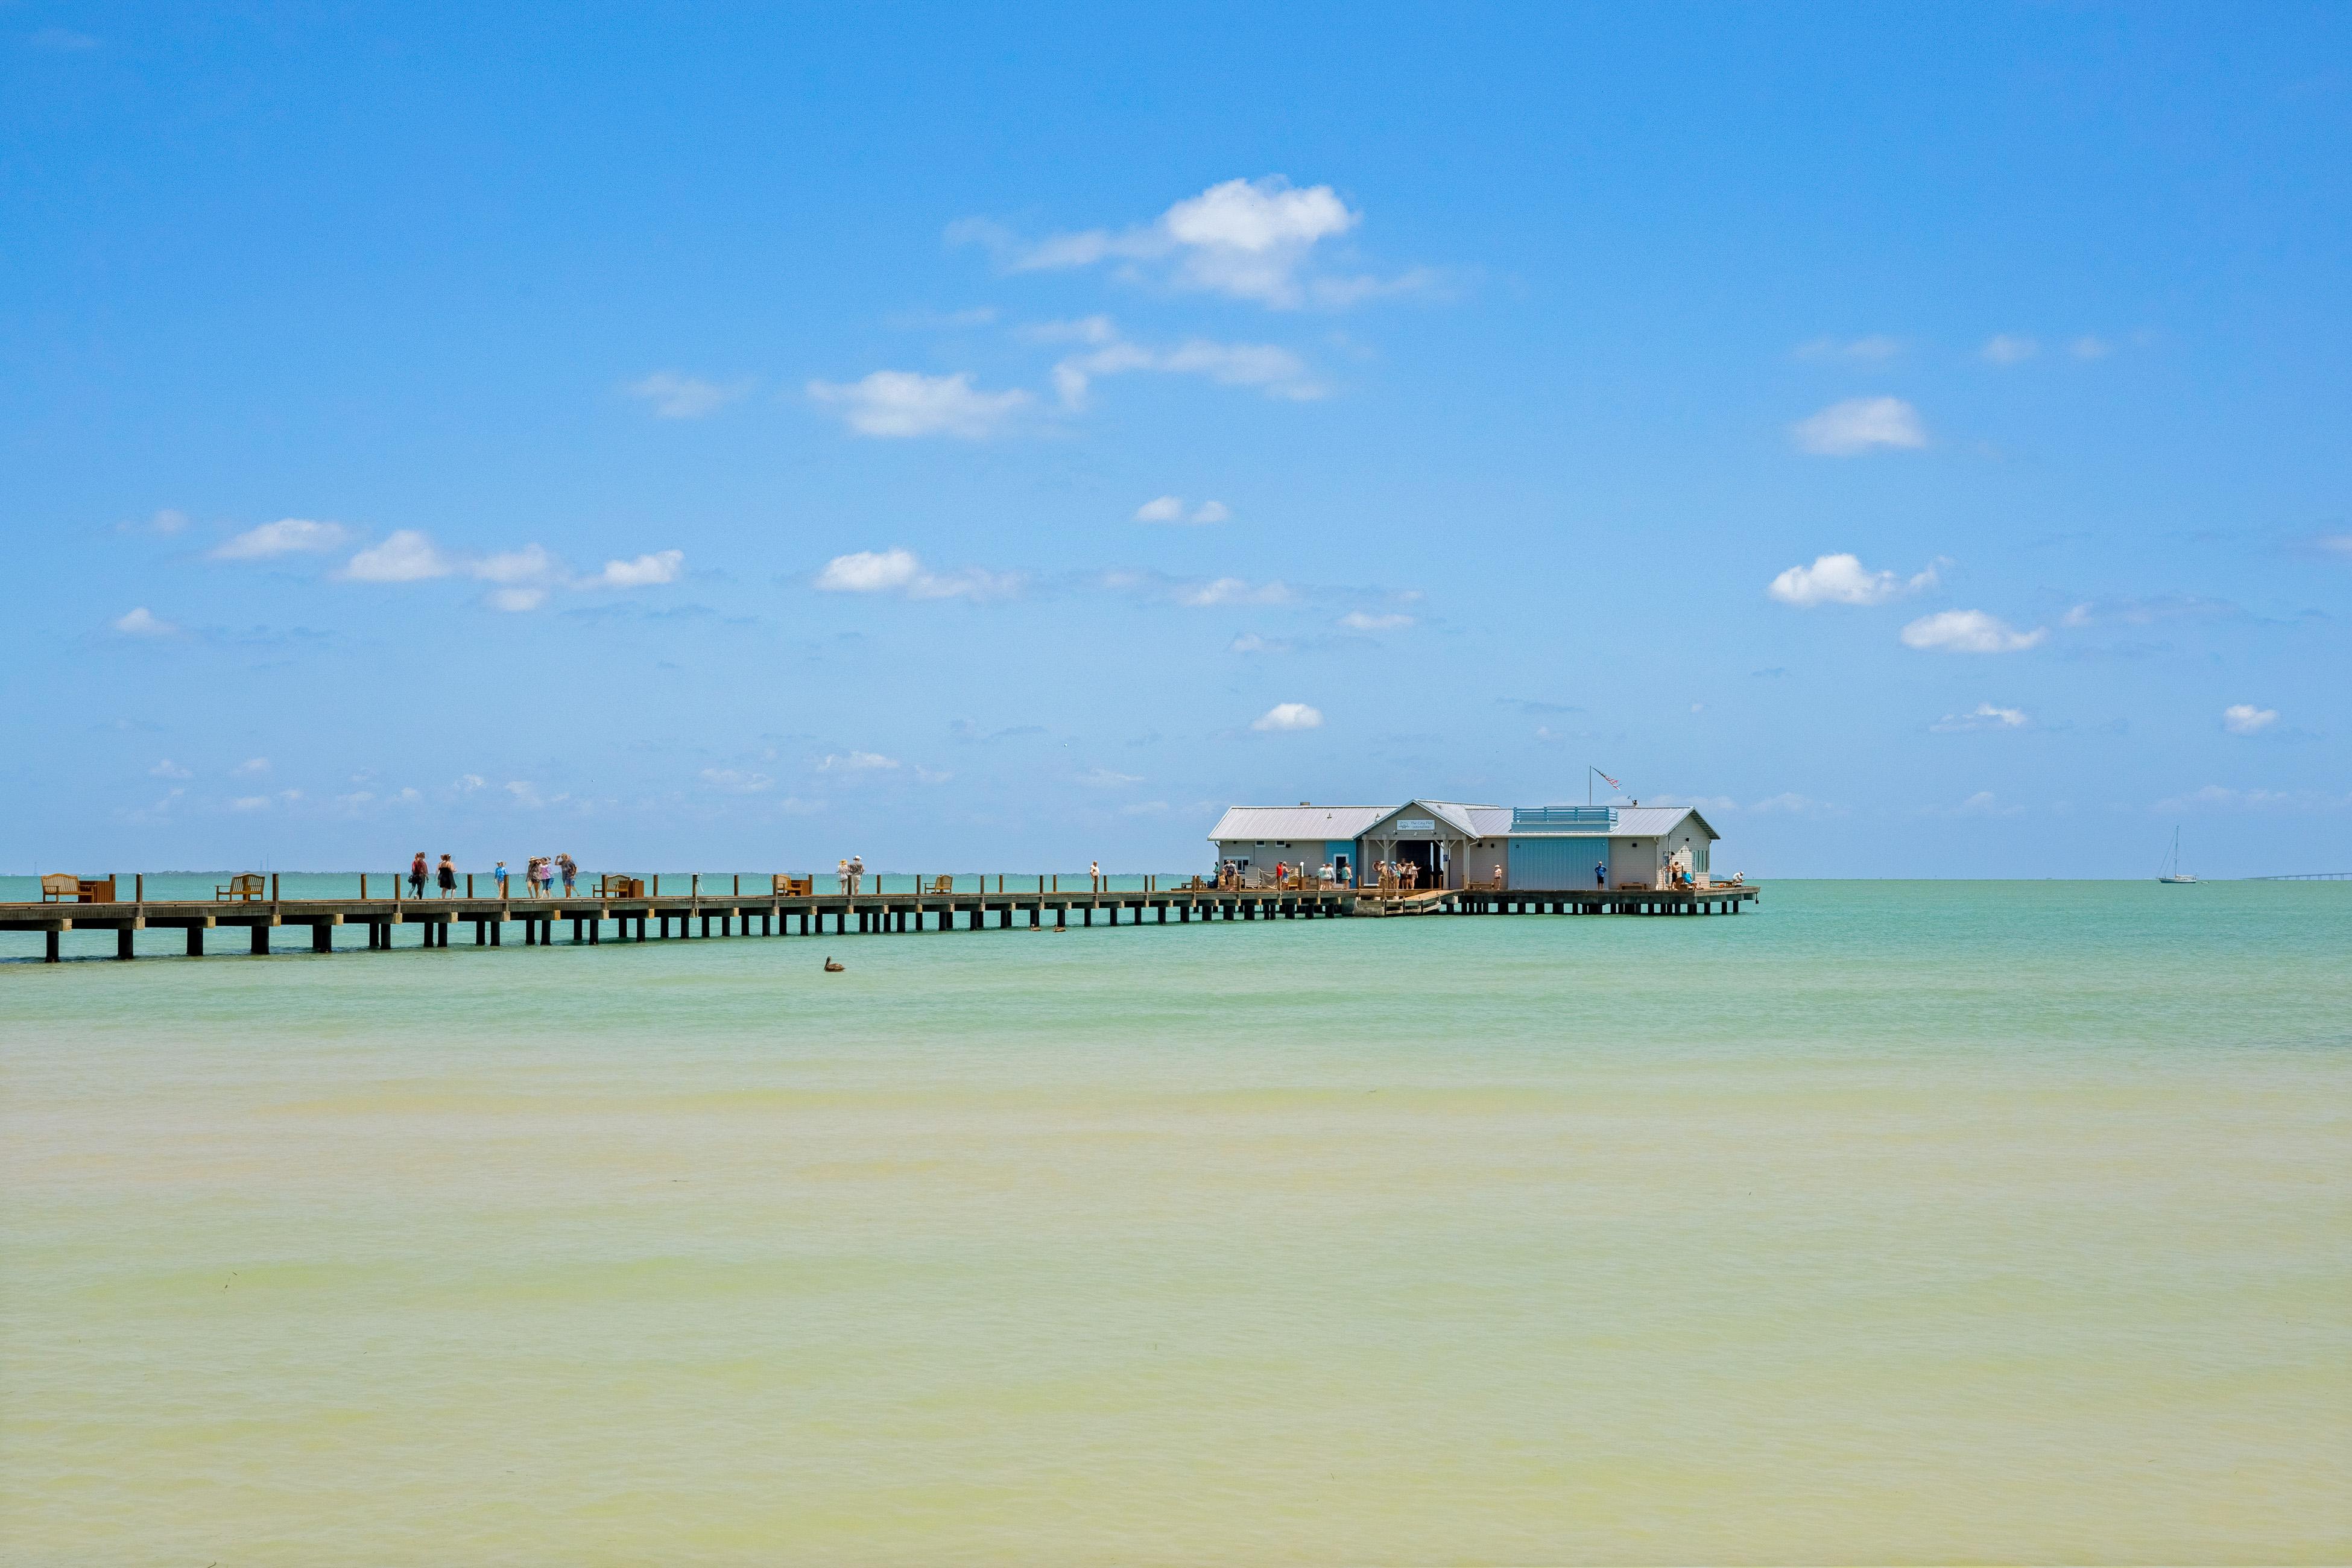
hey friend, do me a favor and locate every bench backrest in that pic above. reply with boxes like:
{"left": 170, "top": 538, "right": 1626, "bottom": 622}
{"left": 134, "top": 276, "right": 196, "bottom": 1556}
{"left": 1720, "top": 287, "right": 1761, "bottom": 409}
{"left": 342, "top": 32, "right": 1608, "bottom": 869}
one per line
{"left": 230, "top": 873, "right": 264, "bottom": 893}
{"left": 40, "top": 873, "right": 77, "bottom": 896}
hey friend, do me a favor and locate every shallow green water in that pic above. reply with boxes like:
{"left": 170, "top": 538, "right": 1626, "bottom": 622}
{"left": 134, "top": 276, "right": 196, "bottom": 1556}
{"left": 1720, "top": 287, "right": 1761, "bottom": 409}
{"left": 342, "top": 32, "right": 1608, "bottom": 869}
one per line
{"left": 4, "top": 883, "right": 2347, "bottom": 1563}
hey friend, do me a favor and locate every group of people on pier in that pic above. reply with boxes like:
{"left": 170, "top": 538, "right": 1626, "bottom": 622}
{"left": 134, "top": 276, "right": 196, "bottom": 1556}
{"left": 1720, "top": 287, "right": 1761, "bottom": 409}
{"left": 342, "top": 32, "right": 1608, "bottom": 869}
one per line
{"left": 404, "top": 852, "right": 576, "bottom": 899}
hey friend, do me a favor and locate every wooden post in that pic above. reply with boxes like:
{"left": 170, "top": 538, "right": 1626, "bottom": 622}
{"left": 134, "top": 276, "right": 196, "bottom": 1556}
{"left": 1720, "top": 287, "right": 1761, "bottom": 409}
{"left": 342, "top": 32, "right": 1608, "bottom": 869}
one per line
{"left": 271, "top": 873, "right": 279, "bottom": 901}
{"left": 468, "top": 874, "right": 474, "bottom": 898}
{"left": 693, "top": 874, "right": 700, "bottom": 897}
{"left": 653, "top": 874, "right": 660, "bottom": 896}
{"left": 733, "top": 874, "right": 740, "bottom": 897}
{"left": 135, "top": 873, "right": 143, "bottom": 903}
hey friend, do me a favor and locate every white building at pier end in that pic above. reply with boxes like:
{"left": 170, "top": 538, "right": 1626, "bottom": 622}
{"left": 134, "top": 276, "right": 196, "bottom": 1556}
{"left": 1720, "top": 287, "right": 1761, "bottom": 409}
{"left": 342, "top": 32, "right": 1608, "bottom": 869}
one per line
{"left": 1207, "top": 799, "right": 1722, "bottom": 891}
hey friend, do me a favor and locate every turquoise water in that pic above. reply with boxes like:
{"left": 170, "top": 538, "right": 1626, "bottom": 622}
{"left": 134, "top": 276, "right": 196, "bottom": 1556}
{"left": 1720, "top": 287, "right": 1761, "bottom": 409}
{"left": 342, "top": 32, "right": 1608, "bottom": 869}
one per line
{"left": 4, "top": 882, "right": 2347, "bottom": 1561}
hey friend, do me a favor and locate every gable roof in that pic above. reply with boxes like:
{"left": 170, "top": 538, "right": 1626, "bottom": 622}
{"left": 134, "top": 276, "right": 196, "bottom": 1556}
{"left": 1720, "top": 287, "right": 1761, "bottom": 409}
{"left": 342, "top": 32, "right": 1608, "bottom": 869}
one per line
{"left": 1207, "top": 804, "right": 1393, "bottom": 842}
{"left": 1361, "top": 800, "right": 1503, "bottom": 839}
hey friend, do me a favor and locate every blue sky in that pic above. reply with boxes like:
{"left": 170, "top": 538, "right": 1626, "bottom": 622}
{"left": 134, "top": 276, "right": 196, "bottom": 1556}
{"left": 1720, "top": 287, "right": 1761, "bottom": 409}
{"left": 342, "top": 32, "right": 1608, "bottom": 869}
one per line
{"left": 5, "top": 4, "right": 2347, "bottom": 877}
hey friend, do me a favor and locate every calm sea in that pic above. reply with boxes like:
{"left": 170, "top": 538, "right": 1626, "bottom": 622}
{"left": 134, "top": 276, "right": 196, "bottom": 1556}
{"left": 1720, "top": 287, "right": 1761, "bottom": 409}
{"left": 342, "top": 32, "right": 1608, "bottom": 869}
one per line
{"left": 3, "top": 881, "right": 2347, "bottom": 1563}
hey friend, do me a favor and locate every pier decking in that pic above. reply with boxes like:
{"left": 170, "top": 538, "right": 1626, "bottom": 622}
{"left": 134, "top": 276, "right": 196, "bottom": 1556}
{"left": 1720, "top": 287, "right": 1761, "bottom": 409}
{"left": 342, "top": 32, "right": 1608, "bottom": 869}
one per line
{"left": 3, "top": 879, "right": 1757, "bottom": 961}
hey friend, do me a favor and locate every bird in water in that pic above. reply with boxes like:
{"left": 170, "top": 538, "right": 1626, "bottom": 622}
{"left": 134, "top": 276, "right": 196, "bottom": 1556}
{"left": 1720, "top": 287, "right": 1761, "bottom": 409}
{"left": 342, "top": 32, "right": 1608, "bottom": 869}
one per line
{"left": 823, "top": 957, "right": 845, "bottom": 972}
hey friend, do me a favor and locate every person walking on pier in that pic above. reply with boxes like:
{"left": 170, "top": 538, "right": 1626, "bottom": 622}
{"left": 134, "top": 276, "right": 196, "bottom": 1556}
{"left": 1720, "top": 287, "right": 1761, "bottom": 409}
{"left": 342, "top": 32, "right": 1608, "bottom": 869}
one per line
{"left": 494, "top": 860, "right": 510, "bottom": 899}
{"left": 557, "top": 852, "right": 577, "bottom": 897}
{"left": 1090, "top": 859, "right": 1100, "bottom": 892}
{"left": 436, "top": 855, "right": 457, "bottom": 897}
{"left": 1594, "top": 859, "right": 1606, "bottom": 890}
{"left": 849, "top": 855, "right": 865, "bottom": 895}
{"left": 409, "top": 852, "right": 428, "bottom": 899}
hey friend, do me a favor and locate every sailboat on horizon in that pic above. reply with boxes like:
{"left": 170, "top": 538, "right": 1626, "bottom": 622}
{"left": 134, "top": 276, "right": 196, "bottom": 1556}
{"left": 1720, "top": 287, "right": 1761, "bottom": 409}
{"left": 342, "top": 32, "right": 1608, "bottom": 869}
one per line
{"left": 2157, "top": 826, "right": 2198, "bottom": 884}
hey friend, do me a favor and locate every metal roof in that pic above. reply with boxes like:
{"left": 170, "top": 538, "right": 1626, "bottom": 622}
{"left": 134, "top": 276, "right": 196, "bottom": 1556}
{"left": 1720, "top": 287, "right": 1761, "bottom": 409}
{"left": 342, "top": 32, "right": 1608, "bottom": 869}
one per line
{"left": 1209, "top": 800, "right": 1722, "bottom": 843}
{"left": 1507, "top": 805, "right": 1720, "bottom": 839}
{"left": 1208, "top": 805, "right": 1394, "bottom": 842}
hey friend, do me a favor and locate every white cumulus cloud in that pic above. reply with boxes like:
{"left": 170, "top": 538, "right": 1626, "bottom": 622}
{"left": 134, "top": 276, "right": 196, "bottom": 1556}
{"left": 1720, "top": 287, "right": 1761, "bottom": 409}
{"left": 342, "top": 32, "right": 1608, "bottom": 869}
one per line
{"left": 813, "top": 548, "right": 1019, "bottom": 601}
{"left": 233, "top": 757, "right": 271, "bottom": 776}
{"left": 212, "top": 517, "right": 350, "bottom": 560}
{"left": 1900, "top": 609, "right": 2047, "bottom": 654}
{"left": 592, "top": 550, "right": 684, "bottom": 588}
{"left": 2222, "top": 704, "right": 2278, "bottom": 736}
{"left": 959, "top": 176, "right": 1404, "bottom": 309}
{"left": 1339, "top": 610, "right": 1414, "bottom": 631}
{"left": 1252, "top": 701, "right": 1324, "bottom": 732}
{"left": 1981, "top": 334, "right": 2040, "bottom": 365}
{"left": 487, "top": 587, "right": 545, "bottom": 613}
{"left": 1177, "top": 576, "right": 1292, "bottom": 607}
{"left": 820, "top": 751, "right": 902, "bottom": 772}
{"left": 149, "top": 759, "right": 192, "bottom": 779}
{"left": 807, "top": 370, "right": 1029, "bottom": 438}
{"left": 1795, "top": 334, "right": 1903, "bottom": 361}
{"left": 1791, "top": 397, "right": 1927, "bottom": 455}
{"left": 341, "top": 530, "right": 454, "bottom": 582}
{"left": 1768, "top": 552, "right": 1938, "bottom": 607}
{"left": 112, "top": 607, "right": 175, "bottom": 636}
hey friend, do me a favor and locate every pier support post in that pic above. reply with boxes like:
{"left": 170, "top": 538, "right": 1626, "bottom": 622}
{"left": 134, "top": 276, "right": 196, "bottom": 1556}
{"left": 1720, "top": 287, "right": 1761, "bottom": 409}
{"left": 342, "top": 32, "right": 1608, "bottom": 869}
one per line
{"left": 491, "top": 920, "right": 502, "bottom": 946}
{"left": 118, "top": 928, "right": 136, "bottom": 961}
{"left": 589, "top": 918, "right": 600, "bottom": 944}
{"left": 250, "top": 925, "right": 268, "bottom": 956}
{"left": 312, "top": 924, "right": 330, "bottom": 954}
{"left": 46, "top": 929, "right": 60, "bottom": 963}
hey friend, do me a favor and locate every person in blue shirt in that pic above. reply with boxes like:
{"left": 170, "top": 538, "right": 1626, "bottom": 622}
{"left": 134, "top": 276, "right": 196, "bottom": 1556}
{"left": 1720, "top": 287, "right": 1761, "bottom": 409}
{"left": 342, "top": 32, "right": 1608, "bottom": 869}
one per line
{"left": 493, "top": 860, "right": 510, "bottom": 897}
{"left": 1593, "top": 860, "right": 1605, "bottom": 889}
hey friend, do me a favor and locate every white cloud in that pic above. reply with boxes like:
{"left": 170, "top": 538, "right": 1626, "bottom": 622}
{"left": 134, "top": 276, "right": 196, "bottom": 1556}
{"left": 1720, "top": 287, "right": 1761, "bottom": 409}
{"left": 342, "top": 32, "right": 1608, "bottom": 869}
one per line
{"left": 1750, "top": 792, "right": 1844, "bottom": 815}
{"left": 454, "top": 773, "right": 485, "bottom": 792}
{"left": 964, "top": 176, "right": 1399, "bottom": 309}
{"left": 2315, "top": 534, "right": 2352, "bottom": 558}
{"left": 626, "top": 371, "right": 750, "bottom": 419}
{"left": 229, "top": 794, "right": 272, "bottom": 812}
{"left": 1932, "top": 703, "right": 2031, "bottom": 733}
{"left": 700, "top": 767, "right": 774, "bottom": 792}
{"left": 1339, "top": 610, "right": 1414, "bottom": 631}
{"left": 1053, "top": 322, "right": 1321, "bottom": 408}
{"left": 341, "top": 530, "right": 454, "bottom": 582}
{"left": 2068, "top": 335, "right": 2112, "bottom": 360}
{"left": 1900, "top": 609, "right": 2048, "bottom": 653}
{"left": 1768, "top": 552, "right": 1938, "bottom": 607}
{"left": 1079, "top": 767, "right": 1143, "bottom": 787}
{"left": 807, "top": 370, "right": 1029, "bottom": 438}
{"left": 148, "top": 508, "right": 188, "bottom": 534}
{"left": 1791, "top": 396, "right": 1927, "bottom": 455}
{"left": 505, "top": 780, "right": 546, "bottom": 808}
{"left": 1134, "top": 495, "right": 1233, "bottom": 525}
{"left": 112, "top": 607, "right": 175, "bottom": 636}
{"left": 816, "top": 548, "right": 920, "bottom": 593}
{"left": 1177, "top": 576, "right": 1292, "bottom": 607}
{"left": 591, "top": 550, "right": 684, "bottom": 588}
{"left": 212, "top": 517, "right": 349, "bottom": 560}
{"left": 820, "top": 751, "right": 901, "bottom": 771}
{"left": 233, "top": 756, "right": 270, "bottom": 776}
{"left": 472, "top": 545, "right": 554, "bottom": 585}
{"left": 1795, "top": 334, "right": 1903, "bottom": 361}
{"left": 813, "top": 548, "right": 1019, "bottom": 601}
{"left": 1981, "top": 334, "right": 2040, "bottom": 365}
{"left": 1229, "top": 632, "right": 1292, "bottom": 654}
{"left": 150, "top": 759, "right": 192, "bottom": 779}
{"left": 2222, "top": 704, "right": 2278, "bottom": 736}
{"left": 488, "top": 587, "right": 546, "bottom": 613}
{"left": 1252, "top": 701, "right": 1323, "bottom": 732}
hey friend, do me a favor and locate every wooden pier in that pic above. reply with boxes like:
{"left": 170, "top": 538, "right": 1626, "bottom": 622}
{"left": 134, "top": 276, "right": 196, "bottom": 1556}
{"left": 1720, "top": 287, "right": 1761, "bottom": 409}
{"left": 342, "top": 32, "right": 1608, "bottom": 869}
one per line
{"left": 3, "top": 879, "right": 1759, "bottom": 961}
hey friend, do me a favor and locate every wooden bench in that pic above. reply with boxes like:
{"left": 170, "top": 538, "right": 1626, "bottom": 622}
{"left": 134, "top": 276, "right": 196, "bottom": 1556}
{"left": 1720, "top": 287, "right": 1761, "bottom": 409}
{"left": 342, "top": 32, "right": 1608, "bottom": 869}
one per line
{"left": 772, "top": 875, "right": 813, "bottom": 897}
{"left": 217, "top": 873, "right": 266, "bottom": 902}
{"left": 597, "top": 875, "right": 645, "bottom": 898}
{"left": 40, "top": 873, "right": 110, "bottom": 903}
{"left": 925, "top": 876, "right": 952, "bottom": 895}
